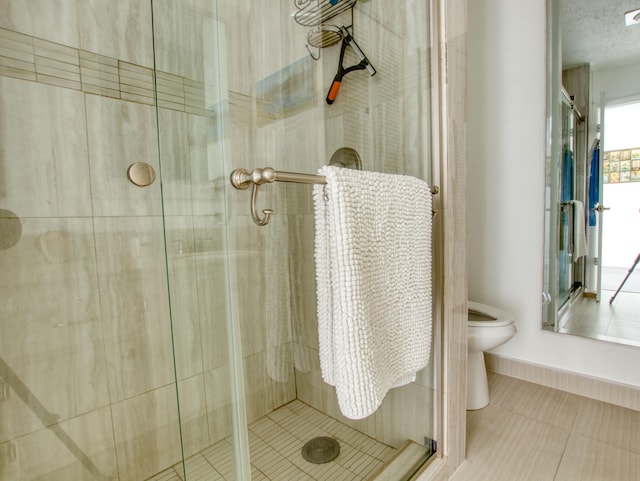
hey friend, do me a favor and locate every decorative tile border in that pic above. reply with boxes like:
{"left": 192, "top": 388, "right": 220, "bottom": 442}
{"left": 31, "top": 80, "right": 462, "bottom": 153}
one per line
{"left": 0, "top": 26, "right": 212, "bottom": 115}
{"left": 0, "top": 27, "right": 36, "bottom": 81}
{"left": 35, "top": 37, "right": 81, "bottom": 90}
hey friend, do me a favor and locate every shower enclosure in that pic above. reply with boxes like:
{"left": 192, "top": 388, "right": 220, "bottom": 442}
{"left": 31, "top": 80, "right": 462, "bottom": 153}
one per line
{"left": 557, "top": 91, "right": 585, "bottom": 310}
{"left": 0, "top": 0, "right": 437, "bottom": 479}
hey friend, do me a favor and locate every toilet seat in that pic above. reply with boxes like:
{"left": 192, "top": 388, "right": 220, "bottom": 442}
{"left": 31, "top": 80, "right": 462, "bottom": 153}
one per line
{"left": 468, "top": 301, "right": 514, "bottom": 327}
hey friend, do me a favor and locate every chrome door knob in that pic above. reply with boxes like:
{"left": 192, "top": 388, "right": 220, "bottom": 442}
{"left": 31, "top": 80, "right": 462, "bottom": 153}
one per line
{"left": 593, "top": 204, "right": 610, "bottom": 213}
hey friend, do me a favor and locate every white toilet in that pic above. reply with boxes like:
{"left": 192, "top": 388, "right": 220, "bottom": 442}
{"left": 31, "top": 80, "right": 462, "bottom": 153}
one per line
{"left": 467, "top": 301, "right": 517, "bottom": 410}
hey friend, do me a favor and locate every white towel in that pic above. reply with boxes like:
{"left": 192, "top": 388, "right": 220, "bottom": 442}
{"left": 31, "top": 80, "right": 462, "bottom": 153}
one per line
{"left": 571, "top": 200, "right": 587, "bottom": 259}
{"left": 313, "top": 165, "right": 433, "bottom": 420}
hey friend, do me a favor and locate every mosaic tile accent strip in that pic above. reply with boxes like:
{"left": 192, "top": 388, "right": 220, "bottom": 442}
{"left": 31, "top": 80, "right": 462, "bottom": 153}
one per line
{"left": 0, "top": 27, "right": 214, "bottom": 116}
{"left": 119, "top": 61, "right": 155, "bottom": 105}
{"left": 80, "top": 50, "right": 120, "bottom": 98}
{"left": 0, "top": 27, "right": 36, "bottom": 81}
{"left": 157, "top": 70, "right": 185, "bottom": 111}
{"left": 34, "top": 37, "right": 80, "bottom": 90}
{"left": 184, "top": 78, "right": 208, "bottom": 116}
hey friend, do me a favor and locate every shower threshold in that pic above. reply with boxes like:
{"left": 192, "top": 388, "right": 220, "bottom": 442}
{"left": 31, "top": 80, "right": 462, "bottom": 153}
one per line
{"left": 148, "top": 399, "right": 400, "bottom": 480}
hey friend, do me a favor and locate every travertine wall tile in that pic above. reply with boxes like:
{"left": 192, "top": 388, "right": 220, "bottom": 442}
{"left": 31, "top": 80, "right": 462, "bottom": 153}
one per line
{"left": 0, "top": 217, "right": 109, "bottom": 442}
{"left": 7, "top": 407, "right": 118, "bottom": 481}
{"left": 0, "top": 0, "right": 80, "bottom": 48}
{"left": 78, "top": 0, "right": 154, "bottom": 68}
{"left": 111, "top": 385, "right": 183, "bottom": 481}
{"left": 0, "top": 76, "right": 91, "bottom": 217}
{"left": 85, "top": 95, "right": 161, "bottom": 216}
{"left": 93, "top": 216, "right": 174, "bottom": 402}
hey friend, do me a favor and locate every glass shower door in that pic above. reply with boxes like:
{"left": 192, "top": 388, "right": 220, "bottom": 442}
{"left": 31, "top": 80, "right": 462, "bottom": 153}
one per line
{"left": 154, "top": 0, "right": 437, "bottom": 480}
{"left": 151, "top": 0, "right": 252, "bottom": 479}
{"left": 0, "top": 1, "right": 246, "bottom": 479}
{"left": 558, "top": 100, "right": 574, "bottom": 308}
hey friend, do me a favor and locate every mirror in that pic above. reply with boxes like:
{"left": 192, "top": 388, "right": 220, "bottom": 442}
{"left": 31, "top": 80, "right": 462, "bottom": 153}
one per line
{"left": 543, "top": 0, "right": 640, "bottom": 347}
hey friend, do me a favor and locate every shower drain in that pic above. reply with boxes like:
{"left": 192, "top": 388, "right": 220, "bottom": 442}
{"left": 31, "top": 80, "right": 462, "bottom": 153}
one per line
{"left": 301, "top": 436, "right": 340, "bottom": 464}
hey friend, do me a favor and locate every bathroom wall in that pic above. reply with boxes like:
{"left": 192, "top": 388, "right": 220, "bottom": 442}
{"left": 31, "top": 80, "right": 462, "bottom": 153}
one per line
{"left": 467, "top": 0, "right": 640, "bottom": 390}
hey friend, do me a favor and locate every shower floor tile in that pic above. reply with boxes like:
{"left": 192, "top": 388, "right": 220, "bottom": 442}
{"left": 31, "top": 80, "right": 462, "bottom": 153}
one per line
{"left": 147, "top": 400, "right": 397, "bottom": 481}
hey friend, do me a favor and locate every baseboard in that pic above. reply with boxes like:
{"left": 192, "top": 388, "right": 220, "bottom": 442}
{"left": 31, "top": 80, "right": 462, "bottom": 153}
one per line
{"left": 485, "top": 353, "right": 640, "bottom": 412}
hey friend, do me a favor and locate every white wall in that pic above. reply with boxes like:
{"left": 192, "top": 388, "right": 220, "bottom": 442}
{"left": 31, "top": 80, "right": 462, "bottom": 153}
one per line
{"left": 592, "top": 60, "right": 640, "bottom": 108}
{"left": 598, "top": 87, "right": 640, "bottom": 268}
{"left": 602, "top": 183, "right": 640, "bottom": 268}
{"left": 467, "top": 0, "right": 640, "bottom": 388}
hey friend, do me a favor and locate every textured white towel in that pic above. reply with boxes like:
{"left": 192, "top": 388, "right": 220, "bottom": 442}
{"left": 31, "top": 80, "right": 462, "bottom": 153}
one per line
{"left": 570, "top": 200, "right": 587, "bottom": 259}
{"left": 313, "top": 165, "right": 433, "bottom": 420}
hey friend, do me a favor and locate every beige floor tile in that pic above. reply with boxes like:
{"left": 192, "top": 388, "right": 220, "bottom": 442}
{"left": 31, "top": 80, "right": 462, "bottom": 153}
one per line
{"left": 555, "top": 433, "right": 640, "bottom": 481}
{"left": 460, "top": 373, "right": 640, "bottom": 480}
{"left": 485, "top": 371, "right": 582, "bottom": 431}
{"left": 572, "top": 397, "right": 640, "bottom": 454}
{"left": 451, "top": 410, "right": 568, "bottom": 481}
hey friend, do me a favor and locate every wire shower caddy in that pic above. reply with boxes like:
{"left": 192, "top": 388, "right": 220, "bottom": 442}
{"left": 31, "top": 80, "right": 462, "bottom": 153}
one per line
{"left": 293, "top": 0, "right": 357, "bottom": 27}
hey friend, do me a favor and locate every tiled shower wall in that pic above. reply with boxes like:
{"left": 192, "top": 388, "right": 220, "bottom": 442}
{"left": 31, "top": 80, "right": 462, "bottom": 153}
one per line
{"left": 277, "top": 1, "right": 436, "bottom": 449}
{"left": 0, "top": 0, "right": 436, "bottom": 480}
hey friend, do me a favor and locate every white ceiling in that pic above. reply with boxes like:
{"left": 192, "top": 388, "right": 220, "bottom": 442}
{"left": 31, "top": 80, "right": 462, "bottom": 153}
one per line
{"left": 561, "top": 0, "right": 640, "bottom": 69}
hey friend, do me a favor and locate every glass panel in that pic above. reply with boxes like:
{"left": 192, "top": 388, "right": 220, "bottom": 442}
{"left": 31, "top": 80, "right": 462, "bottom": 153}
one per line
{"left": 0, "top": 2, "right": 193, "bottom": 480}
{"left": 543, "top": 0, "right": 562, "bottom": 330}
{"left": 558, "top": 101, "right": 574, "bottom": 307}
{"left": 150, "top": 0, "right": 250, "bottom": 479}
{"left": 154, "top": 0, "right": 436, "bottom": 479}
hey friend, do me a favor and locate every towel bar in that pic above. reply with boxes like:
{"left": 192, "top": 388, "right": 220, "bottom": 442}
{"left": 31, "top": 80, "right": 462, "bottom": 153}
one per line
{"left": 230, "top": 167, "right": 439, "bottom": 226}
{"left": 231, "top": 167, "right": 326, "bottom": 189}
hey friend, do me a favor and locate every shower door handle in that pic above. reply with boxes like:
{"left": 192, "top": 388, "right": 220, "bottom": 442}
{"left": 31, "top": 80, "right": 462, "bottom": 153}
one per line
{"left": 592, "top": 204, "right": 610, "bottom": 213}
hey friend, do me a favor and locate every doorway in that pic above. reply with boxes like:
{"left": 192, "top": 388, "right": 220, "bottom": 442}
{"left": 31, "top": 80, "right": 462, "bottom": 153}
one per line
{"left": 559, "top": 99, "right": 640, "bottom": 345}
{"left": 599, "top": 100, "right": 640, "bottom": 340}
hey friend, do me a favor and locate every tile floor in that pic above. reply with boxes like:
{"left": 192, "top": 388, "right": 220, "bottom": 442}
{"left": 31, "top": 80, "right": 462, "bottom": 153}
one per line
{"left": 450, "top": 372, "right": 640, "bottom": 481}
{"left": 148, "top": 399, "right": 397, "bottom": 481}
{"left": 559, "top": 289, "right": 640, "bottom": 347}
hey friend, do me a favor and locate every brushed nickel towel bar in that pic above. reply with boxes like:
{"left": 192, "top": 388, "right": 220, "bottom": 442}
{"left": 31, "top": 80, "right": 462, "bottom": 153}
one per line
{"left": 230, "top": 167, "right": 439, "bottom": 226}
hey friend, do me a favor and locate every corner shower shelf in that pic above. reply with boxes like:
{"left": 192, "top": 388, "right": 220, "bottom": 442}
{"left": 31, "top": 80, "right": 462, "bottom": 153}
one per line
{"left": 293, "top": 0, "right": 357, "bottom": 27}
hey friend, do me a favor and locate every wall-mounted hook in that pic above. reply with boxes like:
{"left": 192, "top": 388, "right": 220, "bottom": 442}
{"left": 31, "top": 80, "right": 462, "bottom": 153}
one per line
{"left": 250, "top": 183, "right": 274, "bottom": 226}
{"left": 306, "top": 43, "right": 321, "bottom": 60}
